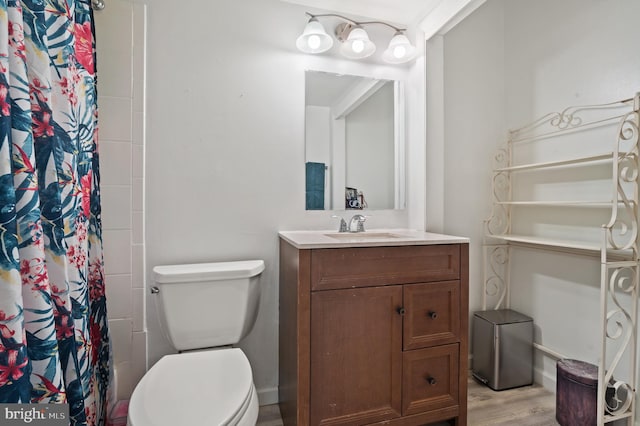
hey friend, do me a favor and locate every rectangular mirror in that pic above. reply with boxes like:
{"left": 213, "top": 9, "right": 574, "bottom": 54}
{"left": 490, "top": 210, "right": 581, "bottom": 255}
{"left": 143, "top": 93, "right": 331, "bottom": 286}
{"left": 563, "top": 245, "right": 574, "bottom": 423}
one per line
{"left": 304, "top": 70, "right": 406, "bottom": 211}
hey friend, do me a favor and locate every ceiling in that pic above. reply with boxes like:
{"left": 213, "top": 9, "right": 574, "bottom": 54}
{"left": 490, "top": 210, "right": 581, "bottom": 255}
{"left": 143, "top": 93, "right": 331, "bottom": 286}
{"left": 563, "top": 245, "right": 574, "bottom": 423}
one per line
{"left": 279, "top": 0, "right": 444, "bottom": 28}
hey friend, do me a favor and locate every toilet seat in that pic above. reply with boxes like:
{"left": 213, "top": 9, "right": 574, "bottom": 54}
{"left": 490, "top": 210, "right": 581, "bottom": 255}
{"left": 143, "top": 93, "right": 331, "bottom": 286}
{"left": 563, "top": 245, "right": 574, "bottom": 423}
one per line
{"left": 127, "top": 348, "right": 258, "bottom": 426}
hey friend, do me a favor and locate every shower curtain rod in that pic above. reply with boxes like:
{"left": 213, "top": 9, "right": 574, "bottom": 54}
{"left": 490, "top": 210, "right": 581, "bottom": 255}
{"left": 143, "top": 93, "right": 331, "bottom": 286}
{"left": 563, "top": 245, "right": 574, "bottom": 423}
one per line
{"left": 92, "top": 0, "right": 105, "bottom": 10}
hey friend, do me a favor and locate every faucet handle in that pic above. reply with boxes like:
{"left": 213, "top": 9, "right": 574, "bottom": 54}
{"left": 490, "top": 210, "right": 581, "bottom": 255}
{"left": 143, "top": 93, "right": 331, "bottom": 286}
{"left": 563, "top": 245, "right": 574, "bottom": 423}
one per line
{"left": 331, "top": 215, "right": 348, "bottom": 232}
{"left": 357, "top": 214, "right": 372, "bottom": 232}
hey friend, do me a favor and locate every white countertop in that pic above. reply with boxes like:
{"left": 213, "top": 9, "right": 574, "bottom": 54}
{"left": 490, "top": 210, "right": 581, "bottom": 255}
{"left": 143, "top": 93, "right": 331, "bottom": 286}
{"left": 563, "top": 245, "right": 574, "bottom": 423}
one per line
{"left": 278, "top": 229, "right": 470, "bottom": 249}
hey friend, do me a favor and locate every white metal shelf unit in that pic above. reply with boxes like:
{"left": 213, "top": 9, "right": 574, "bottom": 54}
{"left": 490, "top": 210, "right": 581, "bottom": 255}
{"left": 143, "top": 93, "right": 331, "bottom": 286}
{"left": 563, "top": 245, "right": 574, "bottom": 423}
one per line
{"left": 483, "top": 93, "right": 640, "bottom": 426}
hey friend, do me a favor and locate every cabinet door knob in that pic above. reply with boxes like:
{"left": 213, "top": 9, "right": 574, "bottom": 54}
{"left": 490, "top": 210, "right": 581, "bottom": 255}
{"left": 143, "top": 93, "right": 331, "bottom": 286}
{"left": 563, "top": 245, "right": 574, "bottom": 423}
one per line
{"left": 397, "top": 307, "right": 406, "bottom": 316}
{"left": 428, "top": 311, "right": 438, "bottom": 319}
{"left": 426, "top": 377, "right": 437, "bottom": 386}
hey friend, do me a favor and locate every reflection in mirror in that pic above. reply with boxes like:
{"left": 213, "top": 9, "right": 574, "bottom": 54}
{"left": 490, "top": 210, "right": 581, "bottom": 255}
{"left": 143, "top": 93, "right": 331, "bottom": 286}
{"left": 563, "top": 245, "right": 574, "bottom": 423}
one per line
{"left": 304, "top": 70, "right": 405, "bottom": 211}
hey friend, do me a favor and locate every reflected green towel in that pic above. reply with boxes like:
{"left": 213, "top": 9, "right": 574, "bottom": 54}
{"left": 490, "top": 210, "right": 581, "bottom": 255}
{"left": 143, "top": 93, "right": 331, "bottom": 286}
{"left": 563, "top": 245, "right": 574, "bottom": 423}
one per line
{"left": 306, "top": 162, "right": 325, "bottom": 210}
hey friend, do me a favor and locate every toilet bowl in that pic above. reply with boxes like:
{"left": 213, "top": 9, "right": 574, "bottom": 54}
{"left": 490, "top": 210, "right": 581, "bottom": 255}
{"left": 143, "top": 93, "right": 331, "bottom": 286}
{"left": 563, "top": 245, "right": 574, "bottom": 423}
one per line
{"left": 127, "top": 260, "right": 264, "bottom": 426}
{"left": 127, "top": 349, "right": 258, "bottom": 426}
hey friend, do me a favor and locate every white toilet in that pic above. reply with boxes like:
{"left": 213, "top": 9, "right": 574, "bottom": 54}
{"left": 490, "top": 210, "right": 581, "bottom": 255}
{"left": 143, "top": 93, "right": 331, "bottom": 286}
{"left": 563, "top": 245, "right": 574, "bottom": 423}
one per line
{"left": 127, "top": 260, "right": 265, "bottom": 426}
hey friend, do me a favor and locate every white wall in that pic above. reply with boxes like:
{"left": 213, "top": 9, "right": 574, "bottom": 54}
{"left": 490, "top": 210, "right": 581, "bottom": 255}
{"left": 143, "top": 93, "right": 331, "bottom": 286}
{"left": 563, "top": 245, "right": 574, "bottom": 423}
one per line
{"left": 94, "top": 0, "right": 146, "bottom": 401}
{"left": 304, "top": 106, "right": 331, "bottom": 164}
{"left": 144, "top": 0, "right": 425, "bottom": 404}
{"left": 502, "top": 0, "right": 640, "bottom": 391}
{"left": 346, "top": 83, "right": 395, "bottom": 209}
{"left": 435, "top": 0, "right": 505, "bottom": 340}
{"left": 440, "top": 0, "right": 640, "bottom": 396}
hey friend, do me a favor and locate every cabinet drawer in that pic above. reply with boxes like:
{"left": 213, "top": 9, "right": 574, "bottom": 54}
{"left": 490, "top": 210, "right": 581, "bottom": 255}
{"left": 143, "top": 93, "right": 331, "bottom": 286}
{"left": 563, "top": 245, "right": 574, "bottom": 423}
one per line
{"left": 403, "top": 281, "right": 460, "bottom": 350}
{"left": 311, "top": 245, "right": 460, "bottom": 291}
{"left": 402, "top": 344, "right": 459, "bottom": 416}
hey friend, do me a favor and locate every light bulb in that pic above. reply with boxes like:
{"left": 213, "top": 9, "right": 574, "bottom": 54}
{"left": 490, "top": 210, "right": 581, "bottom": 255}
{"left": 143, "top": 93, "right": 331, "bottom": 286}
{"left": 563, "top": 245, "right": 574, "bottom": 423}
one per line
{"left": 393, "top": 45, "right": 406, "bottom": 59}
{"left": 340, "top": 26, "right": 375, "bottom": 59}
{"left": 296, "top": 17, "right": 333, "bottom": 54}
{"left": 352, "top": 40, "right": 364, "bottom": 53}
{"left": 307, "top": 35, "right": 321, "bottom": 50}
{"left": 382, "top": 31, "right": 416, "bottom": 64}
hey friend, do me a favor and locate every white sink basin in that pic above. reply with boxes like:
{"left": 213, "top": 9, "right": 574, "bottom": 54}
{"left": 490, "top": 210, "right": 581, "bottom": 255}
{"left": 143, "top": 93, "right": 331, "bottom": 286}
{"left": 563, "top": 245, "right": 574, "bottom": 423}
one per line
{"left": 324, "top": 232, "right": 402, "bottom": 240}
{"left": 279, "top": 229, "right": 470, "bottom": 249}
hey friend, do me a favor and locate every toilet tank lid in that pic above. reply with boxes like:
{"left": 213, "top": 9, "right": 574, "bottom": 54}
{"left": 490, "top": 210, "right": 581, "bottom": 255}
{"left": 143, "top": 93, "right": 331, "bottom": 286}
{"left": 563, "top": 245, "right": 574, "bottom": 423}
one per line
{"left": 153, "top": 260, "right": 265, "bottom": 284}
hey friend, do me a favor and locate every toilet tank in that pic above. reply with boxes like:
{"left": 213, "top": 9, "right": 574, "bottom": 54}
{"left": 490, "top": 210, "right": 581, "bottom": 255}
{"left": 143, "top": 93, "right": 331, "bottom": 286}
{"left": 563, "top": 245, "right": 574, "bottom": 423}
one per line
{"left": 152, "top": 260, "right": 264, "bottom": 351}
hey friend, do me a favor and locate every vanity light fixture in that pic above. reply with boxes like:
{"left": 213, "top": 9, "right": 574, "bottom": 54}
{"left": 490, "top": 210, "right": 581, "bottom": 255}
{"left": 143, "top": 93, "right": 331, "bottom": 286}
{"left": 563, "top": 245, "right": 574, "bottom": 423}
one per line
{"left": 296, "top": 12, "right": 416, "bottom": 64}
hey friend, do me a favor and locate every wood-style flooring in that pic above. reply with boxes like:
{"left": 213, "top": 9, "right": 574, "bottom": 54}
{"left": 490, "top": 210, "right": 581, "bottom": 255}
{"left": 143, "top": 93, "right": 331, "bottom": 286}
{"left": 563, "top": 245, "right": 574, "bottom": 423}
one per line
{"left": 467, "top": 377, "right": 557, "bottom": 426}
{"left": 256, "top": 377, "right": 559, "bottom": 425}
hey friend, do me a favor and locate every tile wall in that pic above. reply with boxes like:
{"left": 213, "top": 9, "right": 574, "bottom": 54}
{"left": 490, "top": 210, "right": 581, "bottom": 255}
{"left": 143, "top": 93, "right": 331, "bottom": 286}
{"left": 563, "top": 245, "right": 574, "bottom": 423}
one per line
{"left": 94, "top": 0, "right": 146, "bottom": 400}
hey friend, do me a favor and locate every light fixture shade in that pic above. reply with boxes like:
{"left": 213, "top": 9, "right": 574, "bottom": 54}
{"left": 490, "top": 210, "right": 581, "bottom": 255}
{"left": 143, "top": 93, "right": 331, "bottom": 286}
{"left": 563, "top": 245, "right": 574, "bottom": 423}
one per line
{"left": 340, "top": 27, "right": 376, "bottom": 59}
{"left": 296, "top": 18, "right": 333, "bottom": 54}
{"left": 382, "top": 32, "right": 416, "bottom": 64}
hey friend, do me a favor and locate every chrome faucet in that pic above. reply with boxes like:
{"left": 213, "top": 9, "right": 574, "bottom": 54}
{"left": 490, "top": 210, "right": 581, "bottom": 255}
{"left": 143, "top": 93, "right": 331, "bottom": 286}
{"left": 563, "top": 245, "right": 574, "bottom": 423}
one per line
{"left": 348, "top": 214, "right": 367, "bottom": 233}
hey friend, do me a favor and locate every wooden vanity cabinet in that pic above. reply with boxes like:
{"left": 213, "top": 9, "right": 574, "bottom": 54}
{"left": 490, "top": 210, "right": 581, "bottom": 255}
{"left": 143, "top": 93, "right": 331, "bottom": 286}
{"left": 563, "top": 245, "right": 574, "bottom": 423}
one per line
{"left": 279, "top": 240, "right": 469, "bottom": 426}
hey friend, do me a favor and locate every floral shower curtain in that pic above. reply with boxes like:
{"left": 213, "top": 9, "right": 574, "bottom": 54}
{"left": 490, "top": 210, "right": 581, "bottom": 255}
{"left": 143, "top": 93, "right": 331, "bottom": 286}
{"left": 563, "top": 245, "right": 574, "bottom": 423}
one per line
{"left": 0, "top": 0, "right": 110, "bottom": 425}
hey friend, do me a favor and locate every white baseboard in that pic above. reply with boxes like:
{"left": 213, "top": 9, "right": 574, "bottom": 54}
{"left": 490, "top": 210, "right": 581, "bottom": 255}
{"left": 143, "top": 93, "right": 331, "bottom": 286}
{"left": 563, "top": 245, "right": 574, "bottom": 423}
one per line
{"left": 534, "top": 365, "right": 556, "bottom": 393}
{"left": 257, "top": 386, "right": 279, "bottom": 406}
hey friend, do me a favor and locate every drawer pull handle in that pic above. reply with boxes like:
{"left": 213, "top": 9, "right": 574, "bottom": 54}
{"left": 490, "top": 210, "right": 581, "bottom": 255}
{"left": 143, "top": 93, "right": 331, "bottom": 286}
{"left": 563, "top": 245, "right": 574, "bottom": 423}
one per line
{"left": 397, "top": 307, "right": 406, "bottom": 316}
{"left": 428, "top": 311, "right": 438, "bottom": 319}
{"left": 427, "top": 377, "right": 437, "bottom": 386}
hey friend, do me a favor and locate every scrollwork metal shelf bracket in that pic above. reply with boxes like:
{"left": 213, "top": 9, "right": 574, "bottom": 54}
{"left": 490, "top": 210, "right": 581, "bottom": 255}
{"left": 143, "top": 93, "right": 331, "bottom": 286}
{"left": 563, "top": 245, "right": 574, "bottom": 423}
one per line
{"left": 482, "top": 243, "right": 510, "bottom": 310}
{"left": 483, "top": 143, "right": 512, "bottom": 311}
{"left": 597, "top": 94, "right": 640, "bottom": 426}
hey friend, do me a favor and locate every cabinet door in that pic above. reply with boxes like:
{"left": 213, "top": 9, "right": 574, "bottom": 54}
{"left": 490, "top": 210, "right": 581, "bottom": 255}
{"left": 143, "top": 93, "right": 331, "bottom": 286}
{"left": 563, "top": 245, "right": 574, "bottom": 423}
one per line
{"left": 403, "top": 281, "right": 460, "bottom": 350}
{"left": 311, "top": 286, "right": 403, "bottom": 426}
{"left": 402, "top": 344, "right": 459, "bottom": 416}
